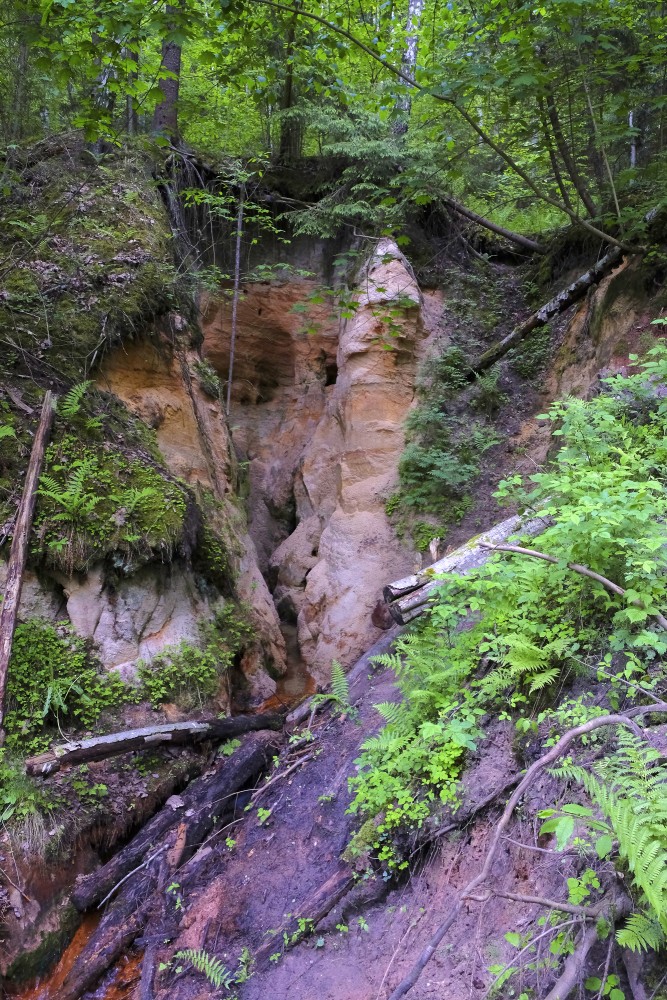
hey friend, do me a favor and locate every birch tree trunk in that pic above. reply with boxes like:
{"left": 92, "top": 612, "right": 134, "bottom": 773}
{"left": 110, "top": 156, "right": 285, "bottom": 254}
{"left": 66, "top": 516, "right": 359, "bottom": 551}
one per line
{"left": 394, "top": 0, "right": 424, "bottom": 131}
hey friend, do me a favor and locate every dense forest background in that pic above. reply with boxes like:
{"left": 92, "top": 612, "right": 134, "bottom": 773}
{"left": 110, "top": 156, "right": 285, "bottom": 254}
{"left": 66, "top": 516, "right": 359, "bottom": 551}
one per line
{"left": 2, "top": 0, "right": 666, "bottom": 248}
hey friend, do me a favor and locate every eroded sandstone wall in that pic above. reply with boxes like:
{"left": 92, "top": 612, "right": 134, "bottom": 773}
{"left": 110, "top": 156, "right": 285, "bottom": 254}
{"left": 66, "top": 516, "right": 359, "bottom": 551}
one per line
{"left": 202, "top": 240, "right": 442, "bottom": 682}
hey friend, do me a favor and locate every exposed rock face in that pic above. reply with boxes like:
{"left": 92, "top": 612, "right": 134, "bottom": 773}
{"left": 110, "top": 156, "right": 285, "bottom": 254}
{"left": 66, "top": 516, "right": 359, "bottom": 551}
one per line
{"left": 57, "top": 564, "right": 212, "bottom": 681}
{"left": 202, "top": 241, "right": 440, "bottom": 682}
{"left": 96, "top": 331, "right": 287, "bottom": 695}
{"left": 508, "top": 256, "right": 660, "bottom": 468}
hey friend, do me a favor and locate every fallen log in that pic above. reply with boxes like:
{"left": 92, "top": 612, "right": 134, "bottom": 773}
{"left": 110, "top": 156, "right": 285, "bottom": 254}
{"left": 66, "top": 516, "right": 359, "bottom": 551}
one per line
{"left": 0, "top": 390, "right": 56, "bottom": 743}
{"left": 254, "top": 865, "right": 356, "bottom": 965}
{"left": 72, "top": 729, "right": 282, "bottom": 913}
{"left": 26, "top": 712, "right": 283, "bottom": 776}
{"left": 383, "top": 512, "right": 550, "bottom": 624}
{"left": 472, "top": 245, "right": 623, "bottom": 373}
{"left": 42, "top": 824, "right": 187, "bottom": 1000}
{"left": 443, "top": 195, "right": 545, "bottom": 255}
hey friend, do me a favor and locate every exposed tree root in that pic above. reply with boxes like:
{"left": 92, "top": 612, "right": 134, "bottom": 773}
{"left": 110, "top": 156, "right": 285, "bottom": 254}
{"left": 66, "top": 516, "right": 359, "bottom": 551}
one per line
{"left": 385, "top": 711, "right": 661, "bottom": 1000}
{"left": 541, "top": 893, "right": 631, "bottom": 1000}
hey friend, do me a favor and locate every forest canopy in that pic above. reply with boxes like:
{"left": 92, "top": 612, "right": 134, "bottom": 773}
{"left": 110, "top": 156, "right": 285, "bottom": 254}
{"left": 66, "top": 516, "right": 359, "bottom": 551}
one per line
{"left": 1, "top": 0, "right": 666, "bottom": 247}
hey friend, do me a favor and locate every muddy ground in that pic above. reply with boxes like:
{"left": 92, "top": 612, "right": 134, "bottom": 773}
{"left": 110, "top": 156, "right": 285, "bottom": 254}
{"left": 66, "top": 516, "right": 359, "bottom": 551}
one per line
{"left": 48, "top": 636, "right": 605, "bottom": 1000}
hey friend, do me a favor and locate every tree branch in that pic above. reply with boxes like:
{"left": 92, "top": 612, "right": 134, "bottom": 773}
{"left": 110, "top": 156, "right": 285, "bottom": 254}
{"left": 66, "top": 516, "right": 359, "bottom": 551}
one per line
{"left": 386, "top": 712, "right": 652, "bottom": 1000}
{"left": 479, "top": 541, "right": 667, "bottom": 631}
{"left": 248, "top": 0, "right": 637, "bottom": 252}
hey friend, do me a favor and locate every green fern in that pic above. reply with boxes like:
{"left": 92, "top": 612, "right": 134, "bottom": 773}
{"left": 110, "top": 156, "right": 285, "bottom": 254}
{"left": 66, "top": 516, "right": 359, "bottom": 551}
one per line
{"left": 175, "top": 948, "right": 235, "bottom": 989}
{"left": 38, "top": 459, "right": 102, "bottom": 523}
{"left": 556, "top": 732, "right": 667, "bottom": 948}
{"left": 616, "top": 912, "right": 665, "bottom": 953}
{"left": 374, "top": 701, "right": 403, "bottom": 725}
{"left": 331, "top": 660, "right": 350, "bottom": 708}
{"left": 59, "top": 381, "right": 92, "bottom": 418}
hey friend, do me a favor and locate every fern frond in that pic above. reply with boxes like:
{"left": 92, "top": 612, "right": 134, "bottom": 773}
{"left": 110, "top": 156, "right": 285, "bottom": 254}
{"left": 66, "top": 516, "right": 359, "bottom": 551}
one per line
{"left": 175, "top": 948, "right": 234, "bottom": 989}
{"left": 331, "top": 660, "right": 350, "bottom": 707}
{"left": 60, "top": 381, "right": 92, "bottom": 418}
{"left": 617, "top": 912, "right": 666, "bottom": 953}
{"left": 529, "top": 667, "right": 560, "bottom": 693}
{"left": 374, "top": 701, "right": 403, "bottom": 724}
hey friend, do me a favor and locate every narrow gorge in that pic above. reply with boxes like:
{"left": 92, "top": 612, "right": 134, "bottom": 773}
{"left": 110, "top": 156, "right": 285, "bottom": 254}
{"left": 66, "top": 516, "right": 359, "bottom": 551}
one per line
{"left": 2, "top": 12, "right": 667, "bottom": 994}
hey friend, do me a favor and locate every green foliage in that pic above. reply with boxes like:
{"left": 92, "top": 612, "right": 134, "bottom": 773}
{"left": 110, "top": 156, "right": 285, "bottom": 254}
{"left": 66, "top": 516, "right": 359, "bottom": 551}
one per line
{"left": 349, "top": 344, "right": 667, "bottom": 866}
{"left": 174, "top": 949, "right": 236, "bottom": 990}
{"left": 0, "top": 749, "right": 54, "bottom": 822}
{"left": 310, "top": 660, "right": 356, "bottom": 719}
{"left": 192, "top": 360, "right": 222, "bottom": 399}
{"left": 550, "top": 731, "right": 667, "bottom": 952}
{"left": 5, "top": 620, "right": 132, "bottom": 754}
{"left": 137, "top": 603, "right": 252, "bottom": 709}
{"left": 510, "top": 328, "right": 553, "bottom": 379}
{"left": 35, "top": 434, "right": 188, "bottom": 574}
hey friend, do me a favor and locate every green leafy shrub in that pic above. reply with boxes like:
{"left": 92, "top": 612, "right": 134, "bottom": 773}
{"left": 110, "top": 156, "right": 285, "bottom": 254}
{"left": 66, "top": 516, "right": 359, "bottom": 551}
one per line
{"left": 350, "top": 344, "right": 667, "bottom": 866}
{"left": 138, "top": 603, "right": 253, "bottom": 709}
{"left": 192, "top": 360, "right": 222, "bottom": 399}
{"left": 5, "top": 620, "right": 132, "bottom": 754}
{"left": 0, "top": 750, "right": 54, "bottom": 822}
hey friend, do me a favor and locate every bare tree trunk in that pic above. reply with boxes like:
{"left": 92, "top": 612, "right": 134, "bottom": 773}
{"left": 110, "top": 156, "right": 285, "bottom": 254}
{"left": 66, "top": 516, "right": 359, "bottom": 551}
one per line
{"left": 0, "top": 391, "right": 56, "bottom": 743}
{"left": 443, "top": 195, "right": 545, "bottom": 253}
{"left": 472, "top": 245, "right": 623, "bottom": 372}
{"left": 226, "top": 188, "right": 245, "bottom": 416}
{"left": 278, "top": 2, "right": 302, "bottom": 162}
{"left": 152, "top": 4, "right": 182, "bottom": 139}
{"left": 383, "top": 512, "right": 550, "bottom": 624}
{"left": 544, "top": 85, "right": 598, "bottom": 218}
{"left": 125, "top": 47, "right": 139, "bottom": 135}
{"left": 11, "top": 39, "right": 29, "bottom": 142}
{"left": 537, "top": 96, "right": 574, "bottom": 212}
{"left": 25, "top": 713, "right": 282, "bottom": 776}
{"left": 394, "top": 0, "right": 424, "bottom": 131}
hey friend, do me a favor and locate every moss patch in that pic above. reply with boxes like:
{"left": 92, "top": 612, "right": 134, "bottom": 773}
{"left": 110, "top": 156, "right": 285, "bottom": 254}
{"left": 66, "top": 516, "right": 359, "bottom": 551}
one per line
{"left": 0, "top": 140, "right": 190, "bottom": 384}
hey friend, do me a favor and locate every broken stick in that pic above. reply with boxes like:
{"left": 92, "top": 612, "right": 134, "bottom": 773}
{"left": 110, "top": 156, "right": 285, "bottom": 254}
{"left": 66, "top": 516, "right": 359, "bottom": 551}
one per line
{"left": 0, "top": 390, "right": 56, "bottom": 744}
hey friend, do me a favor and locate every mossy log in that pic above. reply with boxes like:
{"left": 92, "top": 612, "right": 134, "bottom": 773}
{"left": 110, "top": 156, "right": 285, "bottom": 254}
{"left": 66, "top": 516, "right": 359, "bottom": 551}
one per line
{"left": 71, "top": 729, "right": 283, "bottom": 913}
{"left": 383, "top": 512, "right": 550, "bottom": 624}
{"left": 25, "top": 713, "right": 283, "bottom": 776}
{"left": 472, "top": 246, "right": 623, "bottom": 373}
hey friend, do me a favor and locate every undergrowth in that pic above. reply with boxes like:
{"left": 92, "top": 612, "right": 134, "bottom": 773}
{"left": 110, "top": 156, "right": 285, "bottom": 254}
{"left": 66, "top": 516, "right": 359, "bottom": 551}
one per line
{"left": 352, "top": 342, "right": 667, "bottom": 901}
{"left": 387, "top": 345, "right": 502, "bottom": 547}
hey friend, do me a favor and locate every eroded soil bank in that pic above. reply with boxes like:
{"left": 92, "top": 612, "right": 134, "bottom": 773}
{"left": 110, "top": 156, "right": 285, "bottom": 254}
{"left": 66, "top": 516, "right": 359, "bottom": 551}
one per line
{"left": 5, "top": 206, "right": 667, "bottom": 1000}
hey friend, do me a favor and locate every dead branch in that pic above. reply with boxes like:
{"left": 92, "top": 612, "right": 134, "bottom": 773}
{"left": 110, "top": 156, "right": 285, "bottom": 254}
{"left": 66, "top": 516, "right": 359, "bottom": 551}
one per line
{"left": 479, "top": 541, "right": 667, "bottom": 631}
{"left": 25, "top": 712, "right": 283, "bottom": 776}
{"left": 0, "top": 390, "right": 56, "bottom": 744}
{"left": 385, "top": 711, "right": 655, "bottom": 1000}
{"left": 442, "top": 195, "right": 546, "bottom": 254}
{"left": 541, "top": 894, "right": 631, "bottom": 1000}
{"left": 468, "top": 889, "right": 605, "bottom": 918}
{"left": 471, "top": 246, "right": 623, "bottom": 373}
{"left": 383, "top": 512, "right": 550, "bottom": 625}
